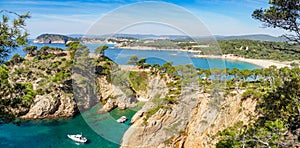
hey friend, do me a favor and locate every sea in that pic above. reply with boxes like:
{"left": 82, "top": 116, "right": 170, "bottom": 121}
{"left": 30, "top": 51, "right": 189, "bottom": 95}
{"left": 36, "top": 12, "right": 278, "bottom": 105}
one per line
{"left": 0, "top": 42, "right": 261, "bottom": 148}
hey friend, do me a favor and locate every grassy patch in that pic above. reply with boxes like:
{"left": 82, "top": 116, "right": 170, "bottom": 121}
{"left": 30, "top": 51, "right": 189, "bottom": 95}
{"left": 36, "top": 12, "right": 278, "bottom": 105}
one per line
{"left": 128, "top": 71, "right": 148, "bottom": 92}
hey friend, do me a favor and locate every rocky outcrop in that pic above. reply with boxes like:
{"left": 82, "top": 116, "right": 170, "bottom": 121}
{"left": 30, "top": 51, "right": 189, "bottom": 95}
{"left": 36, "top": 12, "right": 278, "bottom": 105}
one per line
{"left": 181, "top": 94, "right": 257, "bottom": 147}
{"left": 21, "top": 93, "right": 77, "bottom": 119}
{"left": 121, "top": 83, "right": 200, "bottom": 147}
{"left": 33, "top": 34, "right": 76, "bottom": 44}
{"left": 96, "top": 77, "right": 137, "bottom": 112}
{"left": 2, "top": 48, "right": 80, "bottom": 120}
{"left": 121, "top": 89, "right": 257, "bottom": 148}
{"left": 97, "top": 75, "right": 167, "bottom": 113}
{"left": 102, "top": 98, "right": 117, "bottom": 112}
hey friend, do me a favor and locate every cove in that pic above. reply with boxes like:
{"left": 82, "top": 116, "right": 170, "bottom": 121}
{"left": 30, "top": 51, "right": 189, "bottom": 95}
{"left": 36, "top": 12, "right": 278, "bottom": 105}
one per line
{"left": 1, "top": 43, "right": 261, "bottom": 147}
{"left": 0, "top": 104, "right": 138, "bottom": 148}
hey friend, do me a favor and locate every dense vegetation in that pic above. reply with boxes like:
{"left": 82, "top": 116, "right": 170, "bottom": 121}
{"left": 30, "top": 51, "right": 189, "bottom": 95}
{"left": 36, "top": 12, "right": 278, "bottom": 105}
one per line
{"left": 218, "top": 40, "right": 300, "bottom": 61}
{"left": 128, "top": 39, "right": 179, "bottom": 49}
{"left": 0, "top": 10, "right": 30, "bottom": 64}
{"left": 0, "top": 41, "right": 116, "bottom": 124}
{"left": 213, "top": 2, "right": 300, "bottom": 145}
{"left": 180, "top": 39, "right": 300, "bottom": 61}
{"left": 0, "top": 45, "right": 72, "bottom": 124}
{"left": 0, "top": 10, "right": 31, "bottom": 123}
{"left": 125, "top": 38, "right": 300, "bottom": 62}
{"left": 216, "top": 71, "right": 300, "bottom": 147}
{"left": 252, "top": 0, "right": 300, "bottom": 44}
{"left": 130, "top": 61, "right": 299, "bottom": 146}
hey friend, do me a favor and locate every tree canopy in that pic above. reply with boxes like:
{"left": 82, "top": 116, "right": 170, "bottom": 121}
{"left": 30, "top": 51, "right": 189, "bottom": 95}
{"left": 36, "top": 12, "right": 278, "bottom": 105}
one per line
{"left": 127, "top": 55, "right": 138, "bottom": 65}
{"left": 0, "top": 10, "right": 30, "bottom": 63}
{"left": 252, "top": 0, "right": 300, "bottom": 44}
{"left": 94, "top": 45, "right": 108, "bottom": 57}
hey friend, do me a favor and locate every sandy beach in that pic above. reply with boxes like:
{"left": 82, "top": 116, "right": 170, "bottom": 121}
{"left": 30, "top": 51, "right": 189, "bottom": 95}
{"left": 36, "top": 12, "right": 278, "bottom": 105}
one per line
{"left": 192, "top": 54, "right": 291, "bottom": 68}
{"left": 115, "top": 46, "right": 202, "bottom": 53}
{"left": 115, "top": 46, "right": 292, "bottom": 68}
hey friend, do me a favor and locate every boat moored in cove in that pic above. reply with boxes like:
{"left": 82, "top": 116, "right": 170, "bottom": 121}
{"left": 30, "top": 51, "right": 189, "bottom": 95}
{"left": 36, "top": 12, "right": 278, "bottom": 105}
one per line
{"left": 117, "top": 116, "right": 127, "bottom": 123}
{"left": 67, "top": 133, "right": 88, "bottom": 143}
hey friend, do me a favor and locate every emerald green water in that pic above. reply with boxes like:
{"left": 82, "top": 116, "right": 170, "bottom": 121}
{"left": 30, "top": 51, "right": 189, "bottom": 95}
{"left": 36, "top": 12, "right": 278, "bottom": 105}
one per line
{"left": 0, "top": 104, "right": 138, "bottom": 148}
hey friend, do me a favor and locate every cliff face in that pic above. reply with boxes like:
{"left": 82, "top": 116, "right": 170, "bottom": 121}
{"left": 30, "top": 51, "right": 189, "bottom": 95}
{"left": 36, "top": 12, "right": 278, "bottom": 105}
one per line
{"left": 97, "top": 73, "right": 168, "bottom": 112}
{"left": 2, "top": 44, "right": 167, "bottom": 120}
{"left": 2, "top": 46, "right": 111, "bottom": 120}
{"left": 96, "top": 76, "right": 137, "bottom": 112}
{"left": 181, "top": 94, "right": 257, "bottom": 147}
{"left": 121, "top": 90, "right": 257, "bottom": 148}
{"left": 33, "top": 34, "right": 76, "bottom": 44}
{"left": 3, "top": 48, "right": 78, "bottom": 119}
{"left": 21, "top": 91, "right": 76, "bottom": 119}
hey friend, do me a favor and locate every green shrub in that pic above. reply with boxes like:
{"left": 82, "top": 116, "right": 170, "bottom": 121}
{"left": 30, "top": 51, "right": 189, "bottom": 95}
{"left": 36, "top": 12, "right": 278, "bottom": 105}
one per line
{"left": 41, "top": 53, "right": 56, "bottom": 60}
{"left": 0, "top": 65, "right": 9, "bottom": 84}
{"left": 52, "top": 71, "right": 70, "bottom": 82}
{"left": 15, "top": 82, "right": 37, "bottom": 102}
{"left": 128, "top": 71, "right": 148, "bottom": 91}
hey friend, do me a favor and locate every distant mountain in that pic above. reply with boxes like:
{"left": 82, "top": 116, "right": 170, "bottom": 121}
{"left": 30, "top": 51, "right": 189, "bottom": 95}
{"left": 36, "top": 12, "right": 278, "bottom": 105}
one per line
{"left": 75, "top": 34, "right": 190, "bottom": 40}
{"left": 110, "top": 34, "right": 190, "bottom": 40}
{"left": 64, "top": 33, "right": 285, "bottom": 42}
{"left": 215, "top": 34, "right": 286, "bottom": 42}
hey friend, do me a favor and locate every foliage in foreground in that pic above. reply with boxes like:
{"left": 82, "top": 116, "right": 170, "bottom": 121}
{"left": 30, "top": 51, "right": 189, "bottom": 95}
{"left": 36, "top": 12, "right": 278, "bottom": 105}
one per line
{"left": 0, "top": 10, "right": 30, "bottom": 63}
{"left": 217, "top": 76, "right": 300, "bottom": 147}
{"left": 252, "top": 0, "right": 300, "bottom": 44}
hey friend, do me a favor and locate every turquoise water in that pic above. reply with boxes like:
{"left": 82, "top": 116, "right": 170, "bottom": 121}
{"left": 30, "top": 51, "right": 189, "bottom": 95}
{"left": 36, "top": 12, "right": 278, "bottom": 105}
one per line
{"left": 0, "top": 104, "right": 138, "bottom": 148}
{"left": 7, "top": 42, "right": 261, "bottom": 70}
{"left": 104, "top": 48, "right": 260, "bottom": 70}
{"left": 0, "top": 43, "right": 261, "bottom": 148}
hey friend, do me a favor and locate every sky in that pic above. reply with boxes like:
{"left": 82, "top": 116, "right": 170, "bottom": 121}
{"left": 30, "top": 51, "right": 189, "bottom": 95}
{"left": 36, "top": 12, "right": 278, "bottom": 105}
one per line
{"left": 0, "top": 0, "right": 288, "bottom": 38}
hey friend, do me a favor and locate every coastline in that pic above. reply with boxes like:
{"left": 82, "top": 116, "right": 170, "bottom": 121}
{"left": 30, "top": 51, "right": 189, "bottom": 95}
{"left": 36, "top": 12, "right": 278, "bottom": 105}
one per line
{"left": 192, "top": 54, "right": 291, "bottom": 68}
{"left": 115, "top": 46, "right": 202, "bottom": 53}
{"left": 115, "top": 46, "right": 292, "bottom": 68}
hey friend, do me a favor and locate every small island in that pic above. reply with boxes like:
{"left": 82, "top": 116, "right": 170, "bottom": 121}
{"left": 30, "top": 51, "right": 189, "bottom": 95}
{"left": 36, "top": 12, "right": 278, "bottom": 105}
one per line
{"left": 33, "top": 34, "right": 77, "bottom": 44}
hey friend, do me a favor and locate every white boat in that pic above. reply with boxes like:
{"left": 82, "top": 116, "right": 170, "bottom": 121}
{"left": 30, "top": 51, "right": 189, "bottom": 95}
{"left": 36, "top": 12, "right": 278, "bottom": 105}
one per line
{"left": 67, "top": 133, "right": 88, "bottom": 143}
{"left": 117, "top": 116, "right": 127, "bottom": 123}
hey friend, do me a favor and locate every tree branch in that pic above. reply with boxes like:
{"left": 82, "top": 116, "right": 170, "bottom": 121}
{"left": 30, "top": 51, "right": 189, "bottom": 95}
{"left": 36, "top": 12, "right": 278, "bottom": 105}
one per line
{"left": 0, "top": 10, "right": 30, "bottom": 19}
{"left": 252, "top": 136, "right": 270, "bottom": 148}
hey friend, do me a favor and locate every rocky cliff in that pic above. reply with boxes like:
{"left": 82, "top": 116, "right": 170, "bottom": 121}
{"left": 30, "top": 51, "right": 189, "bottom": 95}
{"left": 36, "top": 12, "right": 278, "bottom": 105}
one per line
{"left": 97, "top": 71, "right": 168, "bottom": 113}
{"left": 2, "top": 43, "right": 297, "bottom": 147}
{"left": 180, "top": 94, "right": 257, "bottom": 147}
{"left": 121, "top": 87, "right": 257, "bottom": 148}
{"left": 1, "top": 43, "right": 167, "bottom": 120}
{"left": 2, "top": 47, "right": 77, "bottom": 119}
{"left": 33, "top": 34, "right": 76, "bottom": 44}
{"left": 1, "top": 44, "right": 112, "bottom": 120}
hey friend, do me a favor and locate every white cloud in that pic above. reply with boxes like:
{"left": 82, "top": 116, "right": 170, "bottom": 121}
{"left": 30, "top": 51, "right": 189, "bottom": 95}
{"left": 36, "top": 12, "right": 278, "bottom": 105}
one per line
{"left": 33, "top": 14, "right": 96, "bottom": 23}
{"left": 27, "top": 14, "right": 101, "bottom": 37}
{"left": 14, "top": 0, "right": 287, "bottom": 38}
{"left": 190, "top": 8, "right": 287, "bottom": 36}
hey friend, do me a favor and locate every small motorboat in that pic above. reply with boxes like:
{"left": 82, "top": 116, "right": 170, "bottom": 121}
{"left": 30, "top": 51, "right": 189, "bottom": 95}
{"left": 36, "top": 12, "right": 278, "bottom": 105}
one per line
{"left": 67, "top": 133, "right": 88, "bottom": 143}
{"left": 117, "top": 116, "right": 127, "bottom": 123}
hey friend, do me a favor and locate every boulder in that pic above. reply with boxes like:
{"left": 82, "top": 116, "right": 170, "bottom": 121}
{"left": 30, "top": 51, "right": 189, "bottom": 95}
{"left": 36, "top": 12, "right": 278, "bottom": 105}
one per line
{"left": 103, "top": 98, "right": 117, "bottom": 112}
